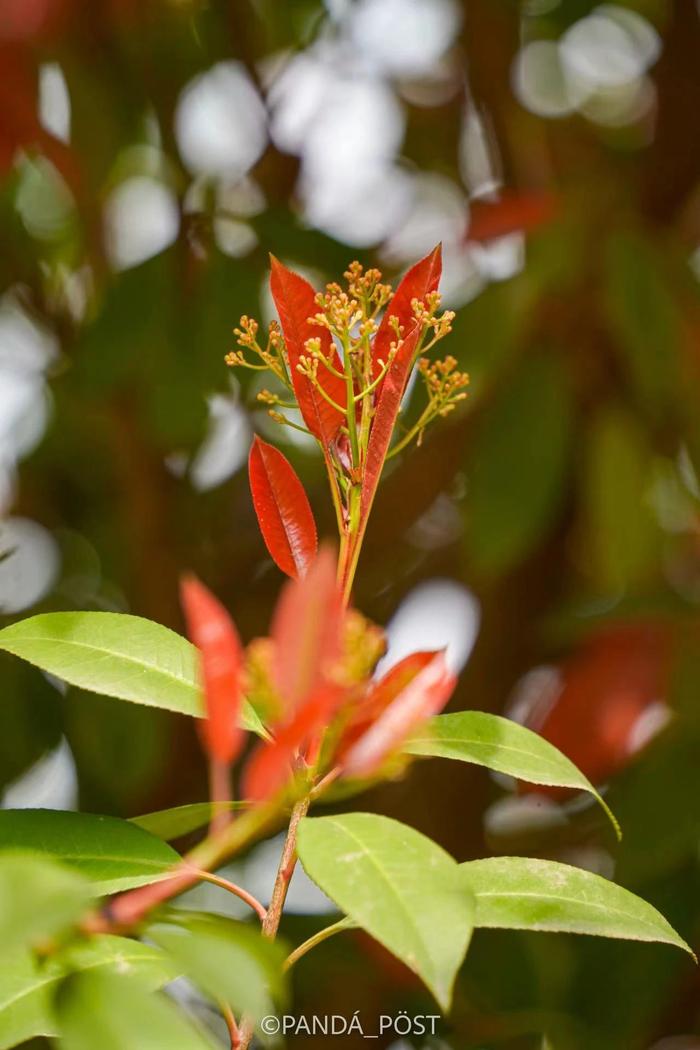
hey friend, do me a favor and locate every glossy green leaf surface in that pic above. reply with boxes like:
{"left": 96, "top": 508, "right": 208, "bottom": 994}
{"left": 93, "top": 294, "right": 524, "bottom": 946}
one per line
{"left": 130, "top": 802, "right": 249, "bottom": 841}
{"left": 0, "top": 810, "right": 180, "bottom": 894}
{"left": 0, "top": 612, "right": 265, "bottom": 734}
{"left": 461, "top": 857, "right": 692, "bottom": 954}
{"left": 404, "top": 711, "right": 620, "bottom": 837}
{"left": 297, "top": 813, "right": 474, "bottom": 1010}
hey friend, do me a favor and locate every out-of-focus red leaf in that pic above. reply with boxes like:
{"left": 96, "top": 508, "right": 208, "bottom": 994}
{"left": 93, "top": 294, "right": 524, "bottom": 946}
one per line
{"left": 0, "top": 0, "right": 71, "bottom": 41}
{"left": 248, "top": 435, "right": 318, "bottom": 579}
{"left": 243, "top": 683, "right": 345, "bottom": 801}
{"left": 465, "top": 192, "right": 558, "bottom": 243}
{"left": 180, "top": 574, "right": 245, "bottom": 765}
{"left": 370, "top": 245, "right": 442, "bottom": 380}
{"left": 360, "top": 323, "right": 421, "bottom": 521}
{"left": 341, "top": 651, "right": 456, "bottom": 778}
{"left": 338, "top": 650, "right": 437, "bottom": 757}
{"left": 269, "top": 255, "right": 347, "bottom": 445}
{"left": 271, "top": 546, "right": 343, "bottom": 710}
{"left": 353, "top": 931, "right": 422, "bottom": 990}
{"left": 520, "top": 623, "right": 671, "bottom": 793}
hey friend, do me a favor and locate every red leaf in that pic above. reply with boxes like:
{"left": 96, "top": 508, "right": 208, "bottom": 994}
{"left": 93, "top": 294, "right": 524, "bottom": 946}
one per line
{"left": 360, "top": 323, "right": 421, "bottom": 520}
{"left": 180, "top": 574, "right": 245, "bottom": 765}
{"left": 519, "top": 623, "right": 670, "bottom": 793}
{"left": 269, "top": 256, "right": 347, "bottom": 445}
{"left": 248, "top": 435, "right": 318, "bottom": 579}
{"left": 243, "top": 683, "right": 345, "bottom": 801}
{"left": 271, "top": 546, "right": 344, "bottom": 710}
{"left": 465, "top": 192, "right": 557, "bottom": 243}
{"left": 370, "top": 245, "right": 442, "bottom": 380}
{"left": 338, "top": 650, "right": 437, "bottom": 757}
{"left": 341, "top": 651, "right": 456, "bottom": 778}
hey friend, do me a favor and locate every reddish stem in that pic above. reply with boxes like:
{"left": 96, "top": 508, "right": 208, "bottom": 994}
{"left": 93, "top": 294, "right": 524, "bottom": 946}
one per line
{"left": 236, "top": 795, "right": 311, "bottom": 1050}
{"left": 222, "top": 1001, "right": 241, "bottom": 1048}
{"left": 191, "top": 867, "right": 267, "bottom": 922}
{"left": 208, "top": 758, "right": 233, "bottom": 835}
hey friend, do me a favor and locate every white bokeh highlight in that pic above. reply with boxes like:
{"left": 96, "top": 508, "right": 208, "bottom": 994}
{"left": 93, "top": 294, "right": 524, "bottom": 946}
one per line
{"left": 0, "top": 517, "right": 61, "bottom": 614}
{"left": 104, "top": 176, "right": 180, "bottom": 270}
{"left": 175, "top": 62, "right": 267, "bottom": 177}
{"left": 378, "top": 578, "right": 480, "bottom": 676}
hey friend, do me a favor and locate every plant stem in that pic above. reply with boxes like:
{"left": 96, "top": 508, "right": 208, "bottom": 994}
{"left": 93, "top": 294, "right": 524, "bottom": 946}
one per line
{"left": 283, "top": 917, "right": 355, "bottom": 971}
{"left": 190, "top": 868, "right": 267, "bottom": 922}
{"left": 221, "top": 1001, "right": 241, "bottom": 1049}
{"left": 208, "top": 758, "right": 232, "bottom": 836}
{"left": 237, "top": 795, "right": 311, "bottom": 1050}
{"left": 106, "top": 801, "right": 278, "bottom": 928}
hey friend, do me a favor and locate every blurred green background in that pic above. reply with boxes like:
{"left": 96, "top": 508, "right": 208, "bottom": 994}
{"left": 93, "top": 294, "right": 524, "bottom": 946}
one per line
{"left": 2, "top": 0, "right": 700, "bottom": 1046}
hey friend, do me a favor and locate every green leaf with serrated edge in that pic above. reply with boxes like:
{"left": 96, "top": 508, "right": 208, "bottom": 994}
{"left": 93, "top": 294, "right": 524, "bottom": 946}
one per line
{"left": 0, "top": 853, "right": 93, "bottom": 954}
{"left": 0, "top": 810, "right": 180, "bottom": 894}
{"left": 0, "top": 938, "right": 175, "bottom": 1050}
{"left": 460, "top": 857, "right": 693, "bottom": 955}
{"left": 131, "top": 801, "right": 250, "bottom": 841}
{"left": 55, "top": 971, "right": 218, "bottom": 1050}
{"left": 148, "top": 913, "right": 285, "bottom": 1023}
{"left": 0, "top": 612, "right": 266, "bottom": 735}
{"left": 404, "top": 711, "right": 620, "bottom": 839}
{"left": 297, "top": 813, "right": 474, "bottom": 1010}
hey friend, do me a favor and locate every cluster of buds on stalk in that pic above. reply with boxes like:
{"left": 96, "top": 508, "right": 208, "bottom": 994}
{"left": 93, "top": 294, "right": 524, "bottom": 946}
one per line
{"left": 181, "top": 549, "right": 457, "bottom": 806}
{"left": 225, "top": 246, "right": 468, "bottom": 600}
{"left": 183, "top": 247, "right": 467, "bottom": 810}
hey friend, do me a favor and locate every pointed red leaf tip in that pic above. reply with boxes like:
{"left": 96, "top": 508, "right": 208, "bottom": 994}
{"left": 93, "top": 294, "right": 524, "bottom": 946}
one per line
{"left": 370, "top": 244, "right": 442, "bottom": 380}
{"left": 249, "top": 436, "right": 318, "bottom": 580}
{"left": 270, "top": 545, "right": 344, "bottom": 710}
{"left": 180, "top": 574, "right": 245, "bottom": 765}
{"left": 341, "top": 650, "right": 456, "bottom": 779}
{"left": 338, "top": 650, "right": 437, "bottom": 757}
{"left": 361, "top": 322, "right": 421, "bottom": 520}
{"left": 269, "top": 255, "right": 347, "bottom": 446}
{"left": 243, "top": 683, "right": 345, "bottom": 801}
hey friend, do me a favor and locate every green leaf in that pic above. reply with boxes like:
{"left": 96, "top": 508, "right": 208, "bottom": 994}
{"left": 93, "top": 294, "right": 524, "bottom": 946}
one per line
{"left": 59, "top": 935, "right": 176, "bottom": 990}
{"left": 461, "top": 857, "right": 693, "bottom": 955}
{"left": 0, "top": 810, "right": 181, "bottom": 894}
{"left": 0, "top": 853, "right": 93, "bottom": 954}
{"left": 404, "top": 711, "right": 620, "bottom": 839}
{"left": 466, "top": 353, "right": 572, "bottom": 576}
{"left": 0, "top": 612, "right": 265, "bottom": 734}
{"left": 0, "top": 949, "right": 56, "bottom": 1049}
{"left": 55, "top": 971, "right": 218, "bottom": 1050}
{"left": 148, "top": 913, "right": 285, "bottom": 1023}
{"left": 297, "top": 813, "right": 474, "bottom": 1010}
{"left": 0, "top": 937, "right": 175, "bottom": 1050}
{"left": 131, "top": 802, "right": 250, "bottom": 841}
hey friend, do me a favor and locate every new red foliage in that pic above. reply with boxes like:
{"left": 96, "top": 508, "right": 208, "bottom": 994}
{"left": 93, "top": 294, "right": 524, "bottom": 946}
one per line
{"left": 269, "top": 255, "right": 347, "bottom": 445}
{"left": 342, "top": 651, "right": 456, "bottom": 778}
{"left": 248, "top": 435, "right": 318, "bottom": 579}
{"left": 370, "top": 245, "right": 442, "bottom": 379}
{"left": 270, "top": 546, "right": 343, "bottom": 710}
{"left": 180, "top": 574, "right": 245, "bottom": 765}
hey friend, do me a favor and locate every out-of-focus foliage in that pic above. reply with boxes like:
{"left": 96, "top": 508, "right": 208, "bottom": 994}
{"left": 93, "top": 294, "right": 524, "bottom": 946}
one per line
{"left": 2, "top": 0, "right": 700, "bottom": 1046}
